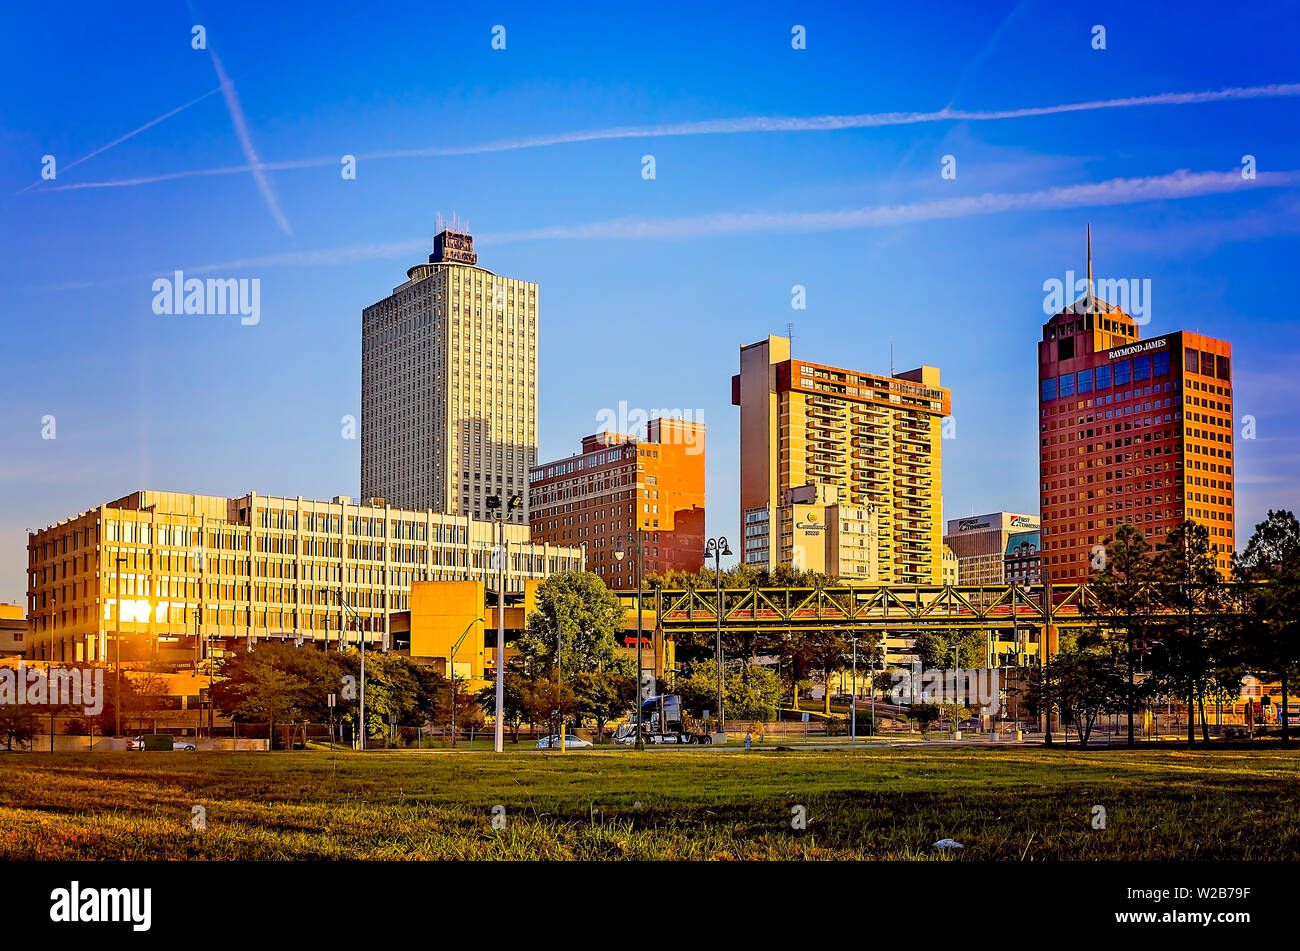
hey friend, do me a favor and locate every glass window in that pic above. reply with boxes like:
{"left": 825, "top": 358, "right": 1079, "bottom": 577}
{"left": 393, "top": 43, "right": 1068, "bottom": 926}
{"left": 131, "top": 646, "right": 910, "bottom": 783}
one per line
{"left": 1077, "top": 369, "right": 1093, "bottom": 393}
{"left": 1059, "top": 374, "right": 1075, "bottom": 397}
{"left": 1114, "top": 360, "right": 1131, "bottom": 386}
{"left": 1041, "top": 377, "right": 1057, "bottom": 401}
{"left": 1095, "top": 364, "right": 1112, "bottom": 389}
{"left": 1134, "top": 355, "right": 1151, "bottom": 381}
{"left": 1185, "top": 348, "right": 1200, "bottom": 374}
{"left": 1153, "top": 350, "right": 1170, "bottom": 377}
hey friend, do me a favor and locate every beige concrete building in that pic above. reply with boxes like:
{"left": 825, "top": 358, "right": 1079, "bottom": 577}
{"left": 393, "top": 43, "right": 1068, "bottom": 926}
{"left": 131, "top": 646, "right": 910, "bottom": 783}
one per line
{"left": 0, "top": 603, "right": 26, "bottom": 656}
{"left": 943, "top": 512, "right": 1039, "bottom": 585}
{"left": 780, "top": 482, "right": 881, "bottom": 581}
{"left": 362, "top": 227, "right": 537, "bottom": 525}
{"left": 733, "top": 335, "right": 950, "bottom": 584}
{"left": 25, "top": 490, "right": 582, "bottom": 663}
{"left": 942, "top": 544, "right": 960, "bottom": 586}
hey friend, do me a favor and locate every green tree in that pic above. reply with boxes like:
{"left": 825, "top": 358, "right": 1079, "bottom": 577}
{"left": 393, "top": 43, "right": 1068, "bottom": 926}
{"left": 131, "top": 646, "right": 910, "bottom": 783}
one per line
{"left": 516, "top": 571, "right": 627, "bottom": 676}
{"left": 910, "top": 702, "right": 941, "bottom": 738}
{"left": 0, "top": 703, "right": 40, "bottom": 750}
{"left": 1088, "top": 522, "right": 1158, "bottom": 747}
{"left": 478, "top": 666, "right": 532, "bottom": 743}
{"left": 1235, "top": 510, "right": 1300, "bottom": 745}
{"left": 574, "top": 668, "right": 635, "bottom": 742}
{"left": 1150, "top": 520, "right": 1234, "bottom": 747}
{"left": 1046, "top": 631, "right": 1125, "bottom": 748}
{"left": 676, "top": 659, "right": 782, "bottom": 722}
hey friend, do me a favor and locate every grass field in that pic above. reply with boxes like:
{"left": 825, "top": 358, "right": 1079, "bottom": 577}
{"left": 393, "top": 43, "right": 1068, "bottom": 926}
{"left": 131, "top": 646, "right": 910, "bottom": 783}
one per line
{"left": 2, "top": 746, "right": 1299, "bottom": 860}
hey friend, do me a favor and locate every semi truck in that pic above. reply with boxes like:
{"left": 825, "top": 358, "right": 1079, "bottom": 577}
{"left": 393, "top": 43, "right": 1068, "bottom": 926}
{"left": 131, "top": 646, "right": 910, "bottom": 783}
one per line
{"left": 613, "top": 694, "right": 713, "bottom": 744}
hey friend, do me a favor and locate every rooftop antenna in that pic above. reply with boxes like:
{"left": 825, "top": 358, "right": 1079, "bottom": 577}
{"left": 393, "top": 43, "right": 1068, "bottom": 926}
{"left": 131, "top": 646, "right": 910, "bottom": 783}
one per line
{"left": 786, "top": 321, "right": 793, "bottom": 353}
{"left": 1086, "top": 222, "right": 1094, "bottom": 309}
{"left": 890, "top": 337, "right": 895, "bottom": 377}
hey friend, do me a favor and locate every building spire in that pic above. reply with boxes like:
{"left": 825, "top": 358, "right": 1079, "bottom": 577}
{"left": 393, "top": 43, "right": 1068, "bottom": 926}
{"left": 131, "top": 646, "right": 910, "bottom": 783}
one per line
{"left": 1086, "top": 222, "right": 1094, "bottom": 307}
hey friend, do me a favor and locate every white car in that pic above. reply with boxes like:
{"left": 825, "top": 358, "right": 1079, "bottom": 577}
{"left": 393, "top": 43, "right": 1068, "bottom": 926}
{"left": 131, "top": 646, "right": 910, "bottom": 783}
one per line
{"left": 127, "top": 736, "right": 196, "bottom": 751}
{"left": 535, "top": 734, "right": 592, "bottom": 749}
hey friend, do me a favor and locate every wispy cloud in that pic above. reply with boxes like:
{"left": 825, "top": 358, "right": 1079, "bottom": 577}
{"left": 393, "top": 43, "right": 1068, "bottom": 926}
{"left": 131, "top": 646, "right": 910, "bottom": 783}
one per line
{"left": 148, "top": 167, "right": 1298, "bottom": 275}
{"left": 15, "top": 87, "right": 222, "bottom": 194}
{"left": 482, "top": 169, "right": 1299, "bottom": 243}
{"left": 207, "top": 47, "right": 292, "bottom": 235}
{"left": 30, "top": 82, "right": 1300, "bottom": 193}
{"left": 19, "top": 167, "right": 1296, "bottom": 291}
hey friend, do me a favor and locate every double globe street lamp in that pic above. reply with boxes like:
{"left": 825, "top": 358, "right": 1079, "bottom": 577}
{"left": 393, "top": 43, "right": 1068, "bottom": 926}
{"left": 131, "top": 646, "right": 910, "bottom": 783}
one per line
{"left": 704, "top": 536, "right": 732, "bottom": 738}
{"left": 614, "top": 532, "right": 646, "bottom": 750}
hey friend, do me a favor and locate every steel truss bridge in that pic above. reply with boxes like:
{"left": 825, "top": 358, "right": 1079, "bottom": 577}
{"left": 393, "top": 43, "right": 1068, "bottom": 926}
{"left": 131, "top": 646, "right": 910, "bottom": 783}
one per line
{"left": 612, "top": 583, "right": 1244, "bottom": 672}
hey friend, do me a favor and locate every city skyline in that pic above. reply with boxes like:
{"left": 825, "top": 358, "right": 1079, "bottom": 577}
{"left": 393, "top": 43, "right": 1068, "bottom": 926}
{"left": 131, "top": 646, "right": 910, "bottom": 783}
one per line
{"left": 4, "top": 1, "right": 1300, "bottom": 601}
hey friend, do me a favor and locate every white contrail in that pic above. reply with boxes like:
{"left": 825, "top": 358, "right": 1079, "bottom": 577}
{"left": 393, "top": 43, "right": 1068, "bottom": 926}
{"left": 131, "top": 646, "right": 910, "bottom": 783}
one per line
{"left": 15, "top": 87, "right": 222, "bottom": 193}
{"left": 482, "top": 169, "right": 1297, "bottom": 241}
{"left": 207, "top": 47, "right": 292, "bottom": 235}
{"left": 160, "top": 167, "right": 1298, "bottom": 274}
{"left": 31, "top": 81, "right": 1300, "bottom": 192}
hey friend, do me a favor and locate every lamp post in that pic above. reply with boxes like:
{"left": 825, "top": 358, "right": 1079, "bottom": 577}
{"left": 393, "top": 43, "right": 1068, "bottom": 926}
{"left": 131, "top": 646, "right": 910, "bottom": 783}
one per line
{"left": 703, "top": 536, "right": 732, "bottom": 738}
{"left": 850, "top": 635, "right": 858, "bottom": 742}
{"left": 614, "top": 531, "right": 646, "bottom": 749}
{"left": 333, "top": 588, "right": 367, "bottom": 749}
{"left": 488, "top": 493, "right": 522, "bottom": 753}
{"left": 115, "top": 556, "right": 125, "bottom": 739}
{"left": 449, "top": 616, "right": 485, "bottom": 748}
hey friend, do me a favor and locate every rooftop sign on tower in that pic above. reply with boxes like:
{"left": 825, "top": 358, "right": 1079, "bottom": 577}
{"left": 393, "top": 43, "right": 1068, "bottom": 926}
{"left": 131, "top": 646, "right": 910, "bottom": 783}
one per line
{"left": 431, "top": 229, "right": 477, "bottom": 266}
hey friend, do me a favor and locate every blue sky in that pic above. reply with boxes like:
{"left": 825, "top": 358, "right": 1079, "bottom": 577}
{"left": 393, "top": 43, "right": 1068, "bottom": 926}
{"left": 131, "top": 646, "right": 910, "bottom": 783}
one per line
{"left": 2, "top": 0, "right": 1299, "bottom": 601}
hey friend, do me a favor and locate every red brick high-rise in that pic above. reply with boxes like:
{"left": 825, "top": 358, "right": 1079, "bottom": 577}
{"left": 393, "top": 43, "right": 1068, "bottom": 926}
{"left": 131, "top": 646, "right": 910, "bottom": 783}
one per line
{"left": 1038, "top": 234, "right": 1234, "bottom": 583}
{"left": 528, "top": 418, "right": 705, "bottom": 587}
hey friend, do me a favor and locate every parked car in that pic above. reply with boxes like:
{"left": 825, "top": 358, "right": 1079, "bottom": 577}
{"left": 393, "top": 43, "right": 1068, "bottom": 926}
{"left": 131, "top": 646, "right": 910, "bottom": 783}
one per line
{"left": 127, "top": 735, "right": 195, "bottom": 751}
{"left": 535, "top": 734, "right": 592, "bottom": 749}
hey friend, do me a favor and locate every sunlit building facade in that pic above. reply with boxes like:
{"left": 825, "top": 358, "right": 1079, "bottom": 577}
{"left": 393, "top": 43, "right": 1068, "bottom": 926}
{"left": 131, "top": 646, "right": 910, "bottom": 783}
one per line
{"left": 25, "top": 490, "right": 582, "bottom": 662}
{"left": 733, "top": 335, "right": 950, "bottom": 584}
{"left": 529, "top": 418, "right": 706, "bottom": 587}
{"left": 1038, "top": 263, "right": 1234, "bottom": 582}
{"left": 362, "top": 227, "right": 538, "bottom": 525}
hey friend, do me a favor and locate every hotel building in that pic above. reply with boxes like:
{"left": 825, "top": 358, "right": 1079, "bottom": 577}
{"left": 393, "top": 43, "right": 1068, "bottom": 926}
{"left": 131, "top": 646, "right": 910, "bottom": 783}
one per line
{"left": 943, "top": 512, "right": 1040, "bottom": 585}
{"left": 362, "top": 226, "right": 537, "bottom": 525}
{"left": 1038, "top": 249, "right": 1234, "bottom": 582}
{"left": 25, "top": 490, "right": 583, "bottom": 662}
{"left": 528, "top": 418, "right": 706, "bottom": 587}
{"left": 733, "top": 335, "right": 951, "bottom": 584}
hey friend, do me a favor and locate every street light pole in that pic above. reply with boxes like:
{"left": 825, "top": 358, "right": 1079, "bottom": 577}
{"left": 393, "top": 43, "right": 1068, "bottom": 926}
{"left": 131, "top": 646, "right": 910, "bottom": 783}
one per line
{"left": 450, "top": 617, "right": 484, "bottom": 749}
{"left": 615, "top": 532, "right": 646, "bottom": 750}
{"left": 703, "top": 536, "right": 732, "bottom": 739}
{"left": 850, "top": 636, "right": 857, "bottom": 742}
{"left": 490, "top": 494, "right": 521, "bottom": 753}
{"left": 332, "top": 589, "right": 367, "bottom": 749}
{"left": 115, "top": 556, "right": 124, "bottom": 738}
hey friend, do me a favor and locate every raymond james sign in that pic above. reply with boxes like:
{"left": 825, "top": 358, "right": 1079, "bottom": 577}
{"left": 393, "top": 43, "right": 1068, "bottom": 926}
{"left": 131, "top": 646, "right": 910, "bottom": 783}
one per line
{"left": 1108, "top": 336, "right": 1169, "bottom": 361}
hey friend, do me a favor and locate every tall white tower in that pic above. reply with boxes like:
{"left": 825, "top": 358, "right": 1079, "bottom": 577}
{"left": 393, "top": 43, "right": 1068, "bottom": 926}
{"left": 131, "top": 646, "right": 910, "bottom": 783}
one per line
{"left": 361, "top": 228, "right": 538, "bottom": 524}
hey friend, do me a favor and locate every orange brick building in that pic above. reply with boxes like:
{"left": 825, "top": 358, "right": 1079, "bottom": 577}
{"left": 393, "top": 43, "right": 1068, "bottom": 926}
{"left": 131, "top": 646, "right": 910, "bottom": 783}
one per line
{"left": 528, "top": 418, "right": 706, "bottom": 587}
{"left": 1038, "top": 281, "right": 1234, "bottom": 583}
